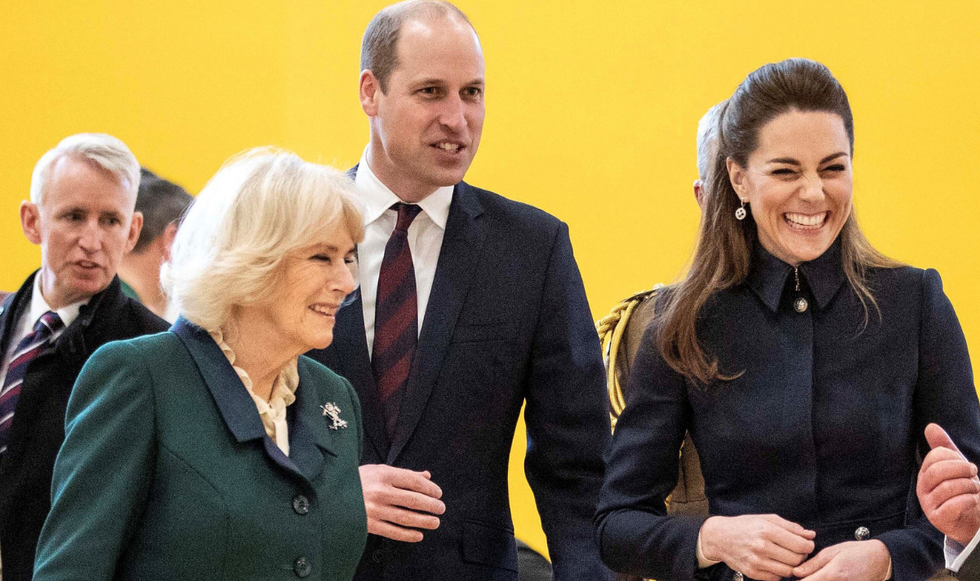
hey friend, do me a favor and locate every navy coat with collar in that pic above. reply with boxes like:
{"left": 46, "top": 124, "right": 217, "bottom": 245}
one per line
{"left": 308, "top": 180, "right": 614, "bottom": 581}
{"left": 0, "top": 273, "right": 167, "bottom": 581}
{"left": 33, "top": 319, "right": 367, "bottom": 581}
{"left": 595, "top": 240, "right": 980, "bottom": 581}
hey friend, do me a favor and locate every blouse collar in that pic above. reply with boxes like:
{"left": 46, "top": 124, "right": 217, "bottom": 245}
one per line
{"left": 746, "top": 236, "right": 846, "bottom": 312}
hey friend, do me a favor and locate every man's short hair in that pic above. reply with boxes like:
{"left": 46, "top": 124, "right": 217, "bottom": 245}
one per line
{"left": 361, "top": 0, "right": 473, "bottom": 93}
{"left": 30, "top": 133, "right": 140, "bottom": 204}
{"left": 132, "top": 170, "right": 193, "bottom": 253}
{"left": 696, "top": 101, "right": 727, "bottom": 181}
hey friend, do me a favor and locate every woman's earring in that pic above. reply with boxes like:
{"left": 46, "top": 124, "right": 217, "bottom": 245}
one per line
{"left": 735, "top": 199, "right": 747, "bottom": 221}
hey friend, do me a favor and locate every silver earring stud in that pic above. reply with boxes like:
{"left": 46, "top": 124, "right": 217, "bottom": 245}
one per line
{"left": 735, "top": 199, "right": 747, "bottom": 221}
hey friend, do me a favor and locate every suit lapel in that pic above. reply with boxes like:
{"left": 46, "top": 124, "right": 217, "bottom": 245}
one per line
{"left": 172, "top": 318, "right": 312, "bottom": 482}
{"left": 330, "top": 292, "right": 389, "bottom": 458}
{"left": 388, "top": 183, "right": 486, "bottom": 463}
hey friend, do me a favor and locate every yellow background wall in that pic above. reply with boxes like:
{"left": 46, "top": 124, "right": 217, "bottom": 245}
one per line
{"left": 2, "top": 0, "right": 977, "bottom": 560}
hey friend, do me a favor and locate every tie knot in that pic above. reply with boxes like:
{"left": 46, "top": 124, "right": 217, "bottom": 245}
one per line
{"left": 35, "top": 311, "right": 64, "bottom": 337}
{"left": 392, "top": 203, "right": 422, "bottom": 233}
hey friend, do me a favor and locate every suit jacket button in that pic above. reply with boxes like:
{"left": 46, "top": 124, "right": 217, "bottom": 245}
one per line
{"left": 293, "top": 557, "right": 312, "bottom": 577}
{"left": 372, "top": 549, "right": 383, "bottom": 563}
{"left": 293, "top": 494, "right": 311, "bottom": 515}
{"left": 854, "top": 526, "right": 870, "bottom": 540}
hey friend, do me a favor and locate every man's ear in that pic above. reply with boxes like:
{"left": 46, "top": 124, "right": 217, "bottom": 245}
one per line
{"left": 20, "top": 201, "right": 42, "bottom": 245}
{"left": 125, "top": 211, "right": 143, "bottom": 254}
{"left": 360, "top": 70, "right": 382, "bottom": 116}
{"left": 727, "top": 157, "right": 748, "bottom": 198}
{"left": 160, "top": 221, "right": 179, "bottom": 262}
{"left": 693, "top": 179, "right": 704, "bottom": 208}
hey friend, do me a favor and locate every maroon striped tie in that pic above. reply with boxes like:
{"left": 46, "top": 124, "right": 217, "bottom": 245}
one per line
{"left": 373, "top": 203, "right": 423, "bottom": 440}
{"left": 0, "top": 311, "right": 63, "bottom": 454}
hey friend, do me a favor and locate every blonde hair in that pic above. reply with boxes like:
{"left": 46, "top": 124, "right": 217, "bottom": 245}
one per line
{"left": 162, "top": 148, "right": 364, "bottom": 330}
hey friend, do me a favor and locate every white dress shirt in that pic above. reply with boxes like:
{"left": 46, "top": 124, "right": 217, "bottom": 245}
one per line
{"left": 354, "top": 148, "right": 454, "bottom": 359}
{"left": 0, "top": 275, "right": 85, "bottom": 388}
{"left": 947, "top": 530, "right": 980, "bottom": 572}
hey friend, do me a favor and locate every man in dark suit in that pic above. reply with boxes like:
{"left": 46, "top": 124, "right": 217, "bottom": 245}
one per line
{"left": 918, "top": 423, "right": 980, "bottom": 580}
{"left": 307, "top": 1, "right": 612, "bottom": 579}
{"left": 0, "top": 133, "right": 168, "bottom": 581}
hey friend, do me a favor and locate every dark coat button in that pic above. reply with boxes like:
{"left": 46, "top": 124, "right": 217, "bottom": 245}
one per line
{"left": 294, "top": 557, "right": 312, "bottom": 577}
{"left": 372, "top": 549, "right": 383, "bottom": 563}
{"left": 293, "top": 494, "right": 311, "bottom": 515}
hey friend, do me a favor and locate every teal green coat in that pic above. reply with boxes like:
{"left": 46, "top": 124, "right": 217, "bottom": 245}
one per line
{"left": 34, "top": 319, "right": 367, "bottom": 581}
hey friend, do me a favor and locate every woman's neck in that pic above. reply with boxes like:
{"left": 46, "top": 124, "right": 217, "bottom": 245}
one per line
{"left": 221, "top": 313, "right": 298, "bottom": 402}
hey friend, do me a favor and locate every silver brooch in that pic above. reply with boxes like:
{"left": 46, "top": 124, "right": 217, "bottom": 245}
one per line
{"left": 321, "top": 402, "right": 348, "bottom": 430}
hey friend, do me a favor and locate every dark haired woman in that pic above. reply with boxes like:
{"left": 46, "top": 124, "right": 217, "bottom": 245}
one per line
{"left": 595, "top": 58, "right": 980, "bottom": 581}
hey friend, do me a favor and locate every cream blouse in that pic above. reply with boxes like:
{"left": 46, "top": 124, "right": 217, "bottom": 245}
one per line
{"left": 209, "top": 329, "right": 299, "bottom": 456}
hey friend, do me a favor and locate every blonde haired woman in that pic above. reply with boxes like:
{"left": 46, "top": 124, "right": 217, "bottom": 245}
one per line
{"left": 34, "top": 149, "right": 367, "bottom": 580}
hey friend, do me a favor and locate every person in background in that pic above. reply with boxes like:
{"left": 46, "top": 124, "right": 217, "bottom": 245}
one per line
{"left": 917, "top": 423, "right": 980, "bottom": 579}
{"left": 0, "top": 133, "right": 167, "bottom": 581}
{"left": 33, "top": 148, "right": 368, "bottom": 580}
{"left": 117, "top": 168, "right": 192, "bottom": 322}
{"left": 306, "top": 1, "right": 613, "bottom": 579}
{"left": 595, "top": 58, "right": 980, "bottom": 581}
{"left": 693, "top": 100, "right": 726, "bottom": 207}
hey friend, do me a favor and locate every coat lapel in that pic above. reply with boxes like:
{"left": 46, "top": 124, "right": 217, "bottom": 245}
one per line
{"left": 172, "top": 318, "right": 313, "bottom": 482}
{"left": 388, "top": 183, "right": 486, "bottom": 463}
{"left": 285, "top": 359, "right": 338, "bottom": 481}
{"left": 330, "top": 292, "right": 389, "bottom": 458}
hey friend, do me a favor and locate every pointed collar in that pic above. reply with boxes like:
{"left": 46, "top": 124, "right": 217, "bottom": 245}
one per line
{"left": 354, "top": 147, "right": 454, "bottom": 230}
{"left": 746, "top": 237, "right": 846, "bottom": 312}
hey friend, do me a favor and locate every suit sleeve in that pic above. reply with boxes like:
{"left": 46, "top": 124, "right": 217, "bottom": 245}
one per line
{"left": 522, "top": 221, "right": 615, "bottom": 581}
{"left": 594, "top": 320, "right": 707, "bottom": 581}
{"left": 33, "top": 341, "right": 156, "bottom": 581}
{"left": 877, "top": 268, "right": 980, "bottom": 580}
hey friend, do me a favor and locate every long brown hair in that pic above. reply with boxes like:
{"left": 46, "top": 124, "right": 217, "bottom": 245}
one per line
{"left": 657, "top": 58, "right": 900, "bottom": 385}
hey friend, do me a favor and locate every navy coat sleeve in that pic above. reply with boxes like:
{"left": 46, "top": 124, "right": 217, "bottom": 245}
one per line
{"left": 878, "top": 269, "right": 980, "bottom": 580}
{"left": 594, "top": 321, "right": 706, "bottom": 581}
{"left": 523, "top": 222, "right": 615, "bottom": 581}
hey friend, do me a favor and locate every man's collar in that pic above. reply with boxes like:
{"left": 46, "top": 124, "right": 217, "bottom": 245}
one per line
{"left": 746, "top": 237, "right": 846, "bottom": 312}
{"left": 30, "top": 271, "right": 87, "bottom": 329}
{"left": 355, "top": 147, "right": 454, "bottom": 229}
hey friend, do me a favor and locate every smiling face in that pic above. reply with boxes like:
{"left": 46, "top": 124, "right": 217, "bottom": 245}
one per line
{"left": 728, "top": 110, "right": 853, "bottom": 266}
{"left": 21, "top": 155, "right": 142, "bottom": 309}
{"left": 360, "top": 16, "right": 485, "bottom": 202}
{"left": 242, "top": 228, "right": 358, "bottom": 356}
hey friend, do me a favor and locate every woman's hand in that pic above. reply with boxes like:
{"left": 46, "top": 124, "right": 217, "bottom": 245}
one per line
{"left": 700, "top": 514, "right": 816, "bottom": 581}
{"left": 793, "top": 540, "right": 891, "bottom": 581}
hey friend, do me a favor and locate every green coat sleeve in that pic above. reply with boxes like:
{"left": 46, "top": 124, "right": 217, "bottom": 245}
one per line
{"left": 34, "top": 341, "right": 156, "bottom": 581}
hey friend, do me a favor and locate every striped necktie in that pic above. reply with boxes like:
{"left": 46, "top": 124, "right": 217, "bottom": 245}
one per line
{"left": 372, "top": 203, "right": 422, "bottom": 440}
{"left": 0, "top": 311, "right": 64, "bottom": 454}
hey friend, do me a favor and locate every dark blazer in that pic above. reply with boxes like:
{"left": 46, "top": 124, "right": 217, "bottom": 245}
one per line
{"left": 33, "top": 319, "right": 367, "bottom": 580}
{"left": 0, "top": 272, "right": 167, "bottom": 581}
{"left": 595, "top": 241, "right": 980, "bottom": 581}
{"left": 308, "top": 180, "right": 613, "bottom": 581}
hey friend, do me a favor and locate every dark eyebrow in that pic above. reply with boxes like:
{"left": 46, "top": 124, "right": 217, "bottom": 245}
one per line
{"left": 766, "top": 152, "right": 849, "bottom": 166}
{"left": 819, "top": 152, "right": 849, "bottom": 164}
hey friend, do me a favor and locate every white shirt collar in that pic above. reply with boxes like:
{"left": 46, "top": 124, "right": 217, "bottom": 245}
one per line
{"left": 29, "top": 272, "right": 87, "bottom": 331}
{"left": 355, "top": 147, "right": 454, "bottom": 229}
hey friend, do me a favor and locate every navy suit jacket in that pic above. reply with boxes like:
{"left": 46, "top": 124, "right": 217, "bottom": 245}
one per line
{"left": 308, "top": 180, "right": 613, "bottom": 581}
